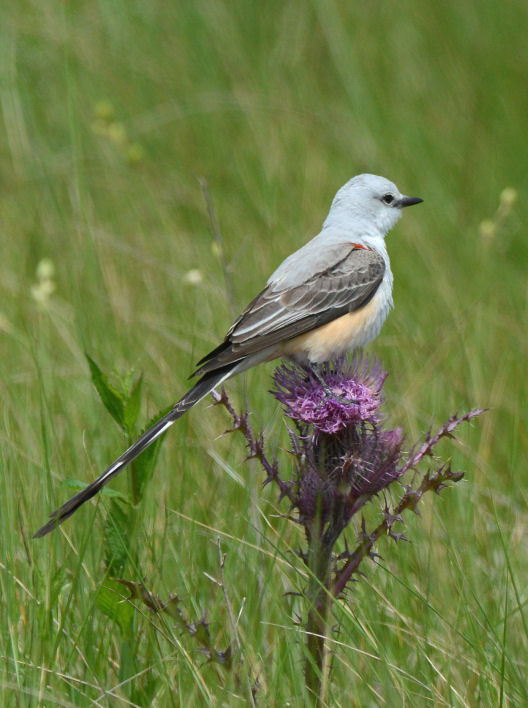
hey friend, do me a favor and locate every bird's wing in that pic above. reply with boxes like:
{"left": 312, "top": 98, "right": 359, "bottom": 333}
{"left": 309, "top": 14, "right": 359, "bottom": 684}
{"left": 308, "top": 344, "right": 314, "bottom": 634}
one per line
{"left": 195, "top": 244, "right": 385, "bottom": 375}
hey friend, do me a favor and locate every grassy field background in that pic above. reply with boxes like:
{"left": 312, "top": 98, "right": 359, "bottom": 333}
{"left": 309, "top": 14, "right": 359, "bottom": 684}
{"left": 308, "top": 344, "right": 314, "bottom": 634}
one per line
{"left": 1, "top": 1, "right": 527, "bottom": 705}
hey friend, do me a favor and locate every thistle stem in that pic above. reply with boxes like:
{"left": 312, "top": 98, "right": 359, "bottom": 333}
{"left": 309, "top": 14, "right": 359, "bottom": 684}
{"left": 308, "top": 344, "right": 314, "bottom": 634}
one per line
{"left": 304, "top": 511, "right": 334, "bottom": 705}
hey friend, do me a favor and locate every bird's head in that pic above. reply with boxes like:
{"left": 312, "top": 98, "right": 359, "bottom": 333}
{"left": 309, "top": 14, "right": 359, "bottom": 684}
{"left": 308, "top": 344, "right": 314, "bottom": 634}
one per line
{"left": 325, "top": 174, "right": 423, "bottom": 236}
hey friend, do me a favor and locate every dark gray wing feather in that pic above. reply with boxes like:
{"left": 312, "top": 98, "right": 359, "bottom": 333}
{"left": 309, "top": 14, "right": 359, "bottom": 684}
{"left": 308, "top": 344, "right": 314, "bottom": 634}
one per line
{"left": 195, "top": 246, "right": 384, "bottom": 375}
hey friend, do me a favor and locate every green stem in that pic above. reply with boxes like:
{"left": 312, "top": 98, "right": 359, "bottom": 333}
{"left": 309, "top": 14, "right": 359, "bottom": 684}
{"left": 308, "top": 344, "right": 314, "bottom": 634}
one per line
{"left": 304, "top": 514, "right": 334, "bottom": 705}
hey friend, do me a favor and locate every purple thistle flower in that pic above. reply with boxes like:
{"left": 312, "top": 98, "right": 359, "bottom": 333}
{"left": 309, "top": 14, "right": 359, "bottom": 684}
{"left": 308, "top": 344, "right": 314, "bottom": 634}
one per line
{"left": 272, "top": 354, "right": 386, "bottom": 435}
{"left": 290, "top": 423, "right": 404, "bottom": 530}
{"left": 340, "top": 426, "right": 404, "bottom": 500}
{"left": 270, "top": 354, "right": 405, "bottom": 535}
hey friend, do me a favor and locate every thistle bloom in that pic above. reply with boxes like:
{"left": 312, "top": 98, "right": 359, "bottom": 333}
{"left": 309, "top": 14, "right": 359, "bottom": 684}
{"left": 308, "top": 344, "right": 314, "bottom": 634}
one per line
{"left": 272, "top": 355, "right": 386, "bottom": 434}
{"left": 272, "top": 355, "right": 403, "bottom": 533}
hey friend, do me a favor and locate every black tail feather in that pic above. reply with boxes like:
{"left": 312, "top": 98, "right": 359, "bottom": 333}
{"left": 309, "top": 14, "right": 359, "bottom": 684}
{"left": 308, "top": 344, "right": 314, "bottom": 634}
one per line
{"left": 33, "top": 366, "right": 235, "bottom": 538}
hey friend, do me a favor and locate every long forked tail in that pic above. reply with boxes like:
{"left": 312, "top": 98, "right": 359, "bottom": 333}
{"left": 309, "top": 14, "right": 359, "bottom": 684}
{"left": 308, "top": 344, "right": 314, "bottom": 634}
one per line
{"left": 33, "top": 365, "right": 236, "bottom": 538}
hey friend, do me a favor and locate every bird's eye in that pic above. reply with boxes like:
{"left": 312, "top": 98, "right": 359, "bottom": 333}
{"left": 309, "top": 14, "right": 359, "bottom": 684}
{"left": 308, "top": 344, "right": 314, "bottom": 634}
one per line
{"left": 382, "top": 193, "right": 395, "bottom": 205}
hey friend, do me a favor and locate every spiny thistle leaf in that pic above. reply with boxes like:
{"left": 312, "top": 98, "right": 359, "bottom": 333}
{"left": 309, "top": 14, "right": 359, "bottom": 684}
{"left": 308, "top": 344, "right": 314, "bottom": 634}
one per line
{"left": 113, "top": 580, "right": 232, "bottom": 668}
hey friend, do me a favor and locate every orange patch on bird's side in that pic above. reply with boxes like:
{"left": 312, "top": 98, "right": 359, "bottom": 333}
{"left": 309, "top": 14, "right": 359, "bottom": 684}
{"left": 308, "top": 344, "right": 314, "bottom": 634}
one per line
{"left": 350, "top": 243, "right": 368, "bottom": 250}
{"left": 281, "top": 294, "right": 382, "bottom": 363}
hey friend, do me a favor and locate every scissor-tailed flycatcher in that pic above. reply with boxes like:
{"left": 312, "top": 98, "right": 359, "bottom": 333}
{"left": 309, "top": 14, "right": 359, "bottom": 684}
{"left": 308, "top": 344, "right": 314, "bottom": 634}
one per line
{"left": 34, "top": 174, "right": 422, "bottom": 537}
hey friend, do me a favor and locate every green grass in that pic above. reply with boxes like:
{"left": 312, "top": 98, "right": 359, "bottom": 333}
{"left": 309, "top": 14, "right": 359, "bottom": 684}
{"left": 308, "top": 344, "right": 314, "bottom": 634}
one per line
{"left": 1, "top": 0, "right": 528, "bottom": 704}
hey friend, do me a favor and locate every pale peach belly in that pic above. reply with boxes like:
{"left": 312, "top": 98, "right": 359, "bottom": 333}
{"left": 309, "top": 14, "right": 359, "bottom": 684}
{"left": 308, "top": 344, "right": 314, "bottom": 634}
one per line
{"left": 280, "top": 292, "right": 389, "bottom": 363}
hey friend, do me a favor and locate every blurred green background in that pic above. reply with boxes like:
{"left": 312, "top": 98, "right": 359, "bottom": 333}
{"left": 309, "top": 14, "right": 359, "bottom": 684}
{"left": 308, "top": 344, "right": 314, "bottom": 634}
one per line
{"left": 1, "top": 0, "right": 527, "bottom": 705}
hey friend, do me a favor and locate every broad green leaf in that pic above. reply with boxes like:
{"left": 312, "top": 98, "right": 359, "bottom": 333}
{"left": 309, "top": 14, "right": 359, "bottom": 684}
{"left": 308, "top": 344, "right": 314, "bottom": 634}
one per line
{"left": 131, "top": 406, "right": 171, "bottom": 502}
{"left": 95, "top": 579, "right": 134, "bottom": 635}
{"left": 131, "top": 440, "right": 161, "bottom": 503}
{"left": 104, "top": 501, "right": 131, "bottom": 575}
{"left": 119, "top": 365, "right": 138, "bottom": 396}
{"left": 59, "top": 477, "right": 93, "bottom": 491}
{"left": 123, "top": 373, "right": 143, "bottom": 434}
{"left": 60, "top": 478, "right": 129, "bottom": 503}
{"left": 86, "top": 354, "right": 126, "bottom": 430}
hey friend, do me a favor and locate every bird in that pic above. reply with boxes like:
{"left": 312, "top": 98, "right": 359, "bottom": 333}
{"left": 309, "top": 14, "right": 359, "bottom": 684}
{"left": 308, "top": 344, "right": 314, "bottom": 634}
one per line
{"left": 34, "top": 174, "right": 422, "bottom": 537}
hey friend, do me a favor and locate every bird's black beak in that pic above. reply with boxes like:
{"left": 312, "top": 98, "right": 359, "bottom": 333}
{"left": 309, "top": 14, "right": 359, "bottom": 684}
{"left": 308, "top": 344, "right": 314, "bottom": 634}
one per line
{"left": 399, "top": 195, "right": 423, "bottom": 208}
